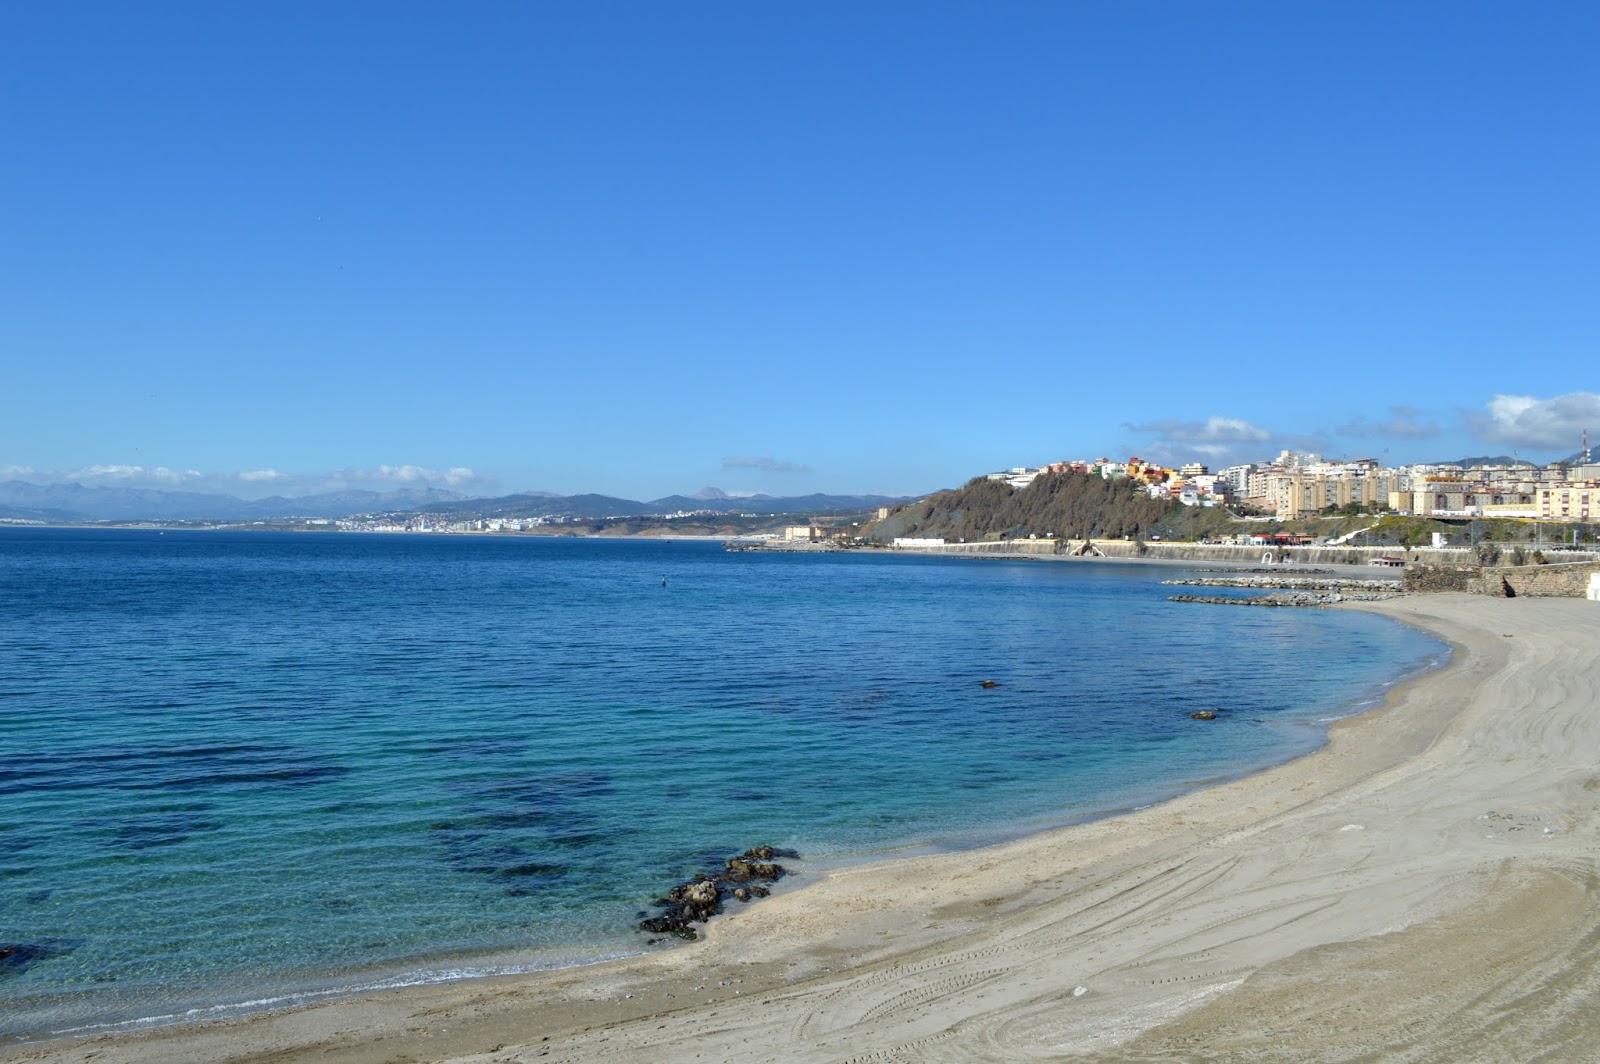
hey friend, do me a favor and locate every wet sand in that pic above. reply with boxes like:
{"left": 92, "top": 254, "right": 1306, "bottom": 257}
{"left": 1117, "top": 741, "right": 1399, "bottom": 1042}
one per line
{"left": 13, "top": 594, "right": 1600, "bottom": 1063}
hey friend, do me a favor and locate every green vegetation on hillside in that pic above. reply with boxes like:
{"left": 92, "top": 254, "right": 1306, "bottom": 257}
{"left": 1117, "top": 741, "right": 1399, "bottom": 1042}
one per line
{"left": 864, "top": 474, "right": 1600, "bottom": 551}
{"left": 866, "top": 472, "right": 1195, "bottom": 543}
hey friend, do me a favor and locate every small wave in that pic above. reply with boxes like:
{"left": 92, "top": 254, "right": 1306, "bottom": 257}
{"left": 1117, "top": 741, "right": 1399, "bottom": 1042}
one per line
{"left": 45, "top": 950, "right": 646, "bottom": 1040}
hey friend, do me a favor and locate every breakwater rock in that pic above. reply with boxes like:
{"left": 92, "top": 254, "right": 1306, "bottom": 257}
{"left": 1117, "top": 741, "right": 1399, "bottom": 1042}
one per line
{"left": 1164, "top": 576, "right": 1402, "bottom": 593}
{"left": 1194, "top": 567, "right": 1335, "bottom": 576}
{"left": 1168, "top": 591, "right": 1398, "bottom": 607}
{"left": 638, "top": 845, "right": 799, "bottom": 939}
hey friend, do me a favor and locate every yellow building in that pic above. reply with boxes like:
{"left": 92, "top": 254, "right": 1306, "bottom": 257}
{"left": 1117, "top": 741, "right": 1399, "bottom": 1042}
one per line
{"left": 1537, "top": 483, "right": 1597, "bottom": 521}
{"left": 1273, "top": 471, "right": 1390, "bottom": 519}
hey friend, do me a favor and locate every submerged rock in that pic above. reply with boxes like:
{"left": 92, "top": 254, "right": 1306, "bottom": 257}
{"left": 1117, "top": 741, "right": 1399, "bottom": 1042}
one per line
{"left": 0, "top": 941, "right": 71, "bottom": 979}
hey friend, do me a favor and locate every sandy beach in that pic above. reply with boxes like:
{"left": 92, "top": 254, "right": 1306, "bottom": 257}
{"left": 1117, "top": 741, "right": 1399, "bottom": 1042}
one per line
{"left": 13, "top": 592, "right": 1600, "bottom": 1064}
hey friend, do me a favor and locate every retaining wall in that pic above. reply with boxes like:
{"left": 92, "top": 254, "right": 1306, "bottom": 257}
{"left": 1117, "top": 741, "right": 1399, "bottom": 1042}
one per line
{"left": 1470, "top": 561, "right": 1600, "bottom": 598}
{"left": 1403, "top": 566, "right": 1479, "bottom": 593}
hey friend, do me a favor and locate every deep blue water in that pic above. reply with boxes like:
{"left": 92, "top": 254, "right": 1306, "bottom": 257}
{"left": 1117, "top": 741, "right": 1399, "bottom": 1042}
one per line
{"left": 0, "top": 529, "right": 1445, "bottom": 1040}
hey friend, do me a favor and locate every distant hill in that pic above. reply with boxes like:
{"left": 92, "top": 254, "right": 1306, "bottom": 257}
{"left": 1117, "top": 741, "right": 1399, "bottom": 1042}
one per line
{"left": 646, "top": 491, "right": 908, "bottom": 515}
{"left": 0, "top": 479, "right": 915, "bottom": 525}
{"left": 0, "top": 480, "right": 254, "bottom": 521}
{"left": 0, "top": 502, "right": 87, "bottom": 523}
{"left": 415, "top": 492, "right": 652, "bottom": 519}
{"left": 1430, "top": 455, "right": 1535, "bottom": 468}
{"left": 644, "top": 494, "right": 732, "bottom": 513}
{"left": 864, "top": 472, "right": 1207, "bottom": 543}
{"left": 421, "top": 489, "right": 914, "bottom": 520}
{"left": 253, "top": 487, "right": 469, "bottom": 517}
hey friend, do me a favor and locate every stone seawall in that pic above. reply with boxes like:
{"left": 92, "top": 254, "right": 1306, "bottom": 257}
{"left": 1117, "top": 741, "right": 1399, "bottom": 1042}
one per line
{"left": 1403, "top": 560, "right": 1600, "bottom": 597}
{"left": 1471, "top": 561, "right": 1600, "bottom": 598}
{"left": 1403, "top": 566, "right": 1479, "bottom": 593}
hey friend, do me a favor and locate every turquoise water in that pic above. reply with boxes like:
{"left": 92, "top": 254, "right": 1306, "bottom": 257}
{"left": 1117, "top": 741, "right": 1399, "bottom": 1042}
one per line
{"left": 0, "top": 530, "right": 1445, "bottom": 1040}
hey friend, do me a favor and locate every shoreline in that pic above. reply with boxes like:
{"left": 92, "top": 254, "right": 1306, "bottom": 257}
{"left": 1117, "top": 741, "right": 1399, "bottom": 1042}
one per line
{"left": 3, "top": 628, "right": 1435, "bottom": 1052}
{"left": 14, "top": 595, "right": 1600, "bottom": 1062}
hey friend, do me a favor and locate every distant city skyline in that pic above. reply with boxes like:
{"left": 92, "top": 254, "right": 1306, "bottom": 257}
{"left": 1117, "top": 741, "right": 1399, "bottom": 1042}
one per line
{"left": 4, "top": 4, "right": 1595, "bottom": 501}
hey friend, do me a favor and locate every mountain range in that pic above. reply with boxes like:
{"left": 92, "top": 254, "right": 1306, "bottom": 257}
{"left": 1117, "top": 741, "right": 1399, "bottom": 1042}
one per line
{"left": 0, "top": 482, "right": 472, "bottom": 523}
{"left": 0, "top": 480, "right": 913, "bottom": 524}
{"left": 418, "top": 489, "right": 912, "bottom": 520}
{"left": 1431, "top": 452, "right": 1593, "bottom": 469}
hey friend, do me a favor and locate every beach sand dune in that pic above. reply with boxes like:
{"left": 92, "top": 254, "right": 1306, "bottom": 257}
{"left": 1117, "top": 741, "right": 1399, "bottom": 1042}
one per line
{"left": 14, "top": 595, "right": 1600, "bottom": 1063}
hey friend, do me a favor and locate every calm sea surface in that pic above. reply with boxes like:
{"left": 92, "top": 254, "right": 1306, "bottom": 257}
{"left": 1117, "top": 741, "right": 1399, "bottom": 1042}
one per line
{"left": 0, "top": 529, "right": 1445, "bottom": 1040}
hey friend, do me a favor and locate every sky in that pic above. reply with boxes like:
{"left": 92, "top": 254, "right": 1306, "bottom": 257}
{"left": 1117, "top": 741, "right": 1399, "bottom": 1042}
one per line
{"left": 3, "top": 2, "right": 1597, "bottom": 501}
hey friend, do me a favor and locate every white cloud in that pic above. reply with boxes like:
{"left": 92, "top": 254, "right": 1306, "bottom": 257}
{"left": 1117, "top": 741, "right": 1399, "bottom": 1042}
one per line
{"left": 1124, "top": 417, "right": 1274, "bottom": 445}
{"left": 1470, "top": 392, "right": 1600, "bottom": 451}
{"left": 6, "top": 463, "right": 498, "bottom": 499}
{"left": 76, "top": 464, "right": 147, "bottom": 478}
{"left": 370, "top": 464, "right": 484, "bottom": 487}
{"left": 68, "top": 464, "right": 201, "bottom": 485}
{"left": 1123, "top": 414, "right": 1334, "bottom": 467}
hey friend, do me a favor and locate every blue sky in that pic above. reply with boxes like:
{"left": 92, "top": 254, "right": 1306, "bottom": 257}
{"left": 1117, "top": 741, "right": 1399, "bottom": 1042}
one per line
{"left": 3, "top": 2, "right": 1596, "bottom": 500}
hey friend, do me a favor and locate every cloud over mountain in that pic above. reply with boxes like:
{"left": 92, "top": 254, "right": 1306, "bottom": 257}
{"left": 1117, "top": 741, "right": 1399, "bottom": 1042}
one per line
{"left": 1468, "top": 393, "right": 1600, "bottom": 451}
{"left": 9, "top": 463, "right": 495, "bottom": 499}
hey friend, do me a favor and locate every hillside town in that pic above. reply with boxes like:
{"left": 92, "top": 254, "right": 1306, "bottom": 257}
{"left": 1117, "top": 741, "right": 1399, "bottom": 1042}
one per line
{"left": 988, "top": 443, "right": 1600, "bottom": 523}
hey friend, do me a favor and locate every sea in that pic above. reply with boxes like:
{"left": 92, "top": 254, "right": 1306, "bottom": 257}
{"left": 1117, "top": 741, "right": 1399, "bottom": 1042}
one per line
{"left": 0, "top": 529, "right": 1446, "bottom": 1042}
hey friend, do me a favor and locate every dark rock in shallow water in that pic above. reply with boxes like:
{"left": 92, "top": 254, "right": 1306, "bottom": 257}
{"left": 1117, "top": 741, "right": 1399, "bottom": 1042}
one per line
{"left": 723, "top": 857, "right": 786, "bottom": 883}
{"left": 757, "top": 846, "right": 799, "bottom": 860}
{"left": 1189, "top": 710, "right": 1218, "bottom": 720}
{"left": 637, "top": 843, "right": 796, "bottom": 936}
{"left": 0, "top": 941, "right": 72, "bottom": 979}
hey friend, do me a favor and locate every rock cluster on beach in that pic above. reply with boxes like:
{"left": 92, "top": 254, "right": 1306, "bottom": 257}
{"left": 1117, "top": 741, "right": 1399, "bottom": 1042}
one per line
{"left": 638, "top": 845, "right": 798, "bottom": 940}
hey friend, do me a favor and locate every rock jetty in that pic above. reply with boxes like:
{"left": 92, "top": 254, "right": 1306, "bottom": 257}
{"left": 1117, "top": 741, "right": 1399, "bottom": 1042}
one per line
{"left": 1163, "top": 575, "right": 1402, "bottom": 594}
{"left": 1164, "top": 575, "right": 1402, "bottom": 607}
{"left": 1168, "top": 590, "right": 1394, "bottom": 607}
{"left": 638, "top": 845, "right": 798, "bottom": 940}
